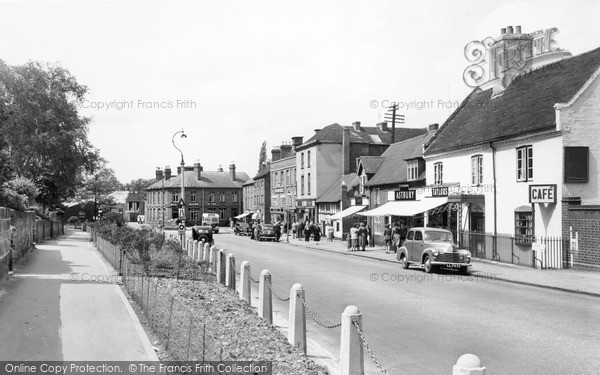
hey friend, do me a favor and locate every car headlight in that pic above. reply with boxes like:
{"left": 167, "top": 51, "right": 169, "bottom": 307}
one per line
{"left": 432, "top": 250, "right": 439, "bottom": 256}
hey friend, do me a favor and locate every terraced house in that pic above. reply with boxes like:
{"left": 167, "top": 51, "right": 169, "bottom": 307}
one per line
{"left": 145, "top": 163, "right": 249, "bottom": 227}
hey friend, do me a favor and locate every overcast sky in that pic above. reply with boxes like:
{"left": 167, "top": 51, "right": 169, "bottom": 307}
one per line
{"left": 2, "top": 0, "right": 600, "bottom": 183}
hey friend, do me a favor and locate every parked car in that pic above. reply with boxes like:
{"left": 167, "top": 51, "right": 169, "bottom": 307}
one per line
{"left": 234, "top": 222, "right": 252, "bottom": 236}
{"left": 256, "top": 224, "right": 277, "bottom": 241}
{"left": 396, "top": 227, "right": 471, "bottom": 274}
{"left": 192, "top": 225, "right": 214, "bottom": 245}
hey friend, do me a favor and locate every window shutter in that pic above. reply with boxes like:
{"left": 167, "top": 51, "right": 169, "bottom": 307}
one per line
{"left": 564, "top": 147, "right": 588, "bottom": 182}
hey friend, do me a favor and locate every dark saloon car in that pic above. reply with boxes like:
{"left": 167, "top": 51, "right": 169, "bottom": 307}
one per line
{"left": 192, "top": 225, "right": 214, "bottom": 245}
{"left": 396, "top": 227, "right": 471, "bottom": 274}
{"left": 234, "top": 222, "right": 252, "bottom": 236}
{"left": 256, "top": 224, "right": 278, "bottom": 241}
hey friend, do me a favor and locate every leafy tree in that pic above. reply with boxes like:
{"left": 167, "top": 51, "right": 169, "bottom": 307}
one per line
{"left": 76, "top": 158, "right": 121, "bottom": 219}
{"left": 5, "top": 177, "right": 39, "bottom": 206}
{"left": 258, "top": 140, "right": 267, "bottom": 172}
{"left": 0, "top": 60, "right": 99, "bottom": 209}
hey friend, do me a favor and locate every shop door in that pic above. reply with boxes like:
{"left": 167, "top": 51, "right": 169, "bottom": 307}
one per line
{"left": 469, "top": 211, "right": 485, "bottom": 258}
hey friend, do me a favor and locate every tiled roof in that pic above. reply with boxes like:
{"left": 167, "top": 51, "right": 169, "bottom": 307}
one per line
{"left": 425, "top": 47, "right": 600, "bottom": 155}
{"left": 317, "top": 173, "right": 359, "bottom": 203}
{"left": 147, "top": 170, "right": 250, "bottom": 190}
{"left": 358, "top": 156, "right": 385, "bottom": 175}
{"left": 242, "top": 178, "right": 255, "bottom": 186}
{"left": 365, "top": 134, "right": 429, "bottom": 187}
{"left": 298, "top": 123, "right": 427, "bottom": 150}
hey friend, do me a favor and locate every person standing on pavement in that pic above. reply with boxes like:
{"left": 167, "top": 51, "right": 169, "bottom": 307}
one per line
{"left": 400, "top": 223, "right": 408, "bottom": 248}
{"left": 349, "top": 224, "right": 359, "bottom": 251}
{"left": 383, "top": 224, "right": 392, "bottom": 253}
{"left": 274, "top": 222, "right": 281, "bottom": 242}
{"left": 292, "top": 221, "right": 297, "bottom": 239}
{"left": 392, "top": 222, "right": 401, "bottom": 253}
{"left": 358, "top": 222, "right": 367, "bottom": 251}
{"left": 304, "top": 221, "right": 313, "bottom": 243}
{"left": 326, "top": 223, "right": 334, "bottom": 242}
{"left": 8, "top": 225, "right": 16, "bottom": 276}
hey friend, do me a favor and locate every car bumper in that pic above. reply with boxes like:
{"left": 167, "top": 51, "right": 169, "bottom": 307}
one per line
{"left": 431, "top": 262, "right": 472, "bottom": 267}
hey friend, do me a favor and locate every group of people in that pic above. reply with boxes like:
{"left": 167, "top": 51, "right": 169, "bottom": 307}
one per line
{"left": 383, "top": 222, "right": 408, "bottom": 254}
{"left": 290, "top": 220, "right": 325, "bottom": 243}
{"left": 348, "top": 222, "right": 371, "bottom": 251}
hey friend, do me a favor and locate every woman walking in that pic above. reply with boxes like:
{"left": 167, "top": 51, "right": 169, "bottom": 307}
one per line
{"left": 383, "top": 224, "right": 392, "bottom": 253}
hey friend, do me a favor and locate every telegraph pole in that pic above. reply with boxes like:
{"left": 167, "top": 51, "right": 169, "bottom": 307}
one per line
{"left": 384, "top": 103, "right": 405, "bottom": 144}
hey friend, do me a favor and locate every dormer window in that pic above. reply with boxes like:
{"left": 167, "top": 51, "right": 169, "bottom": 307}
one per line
{"left": 407, "top": 160, "right": 419, "bottom": 181}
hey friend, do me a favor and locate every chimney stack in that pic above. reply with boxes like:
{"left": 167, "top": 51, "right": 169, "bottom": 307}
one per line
{"left": 377, "top": 122, "right": 388, "bottom": 132}
{"left": 155, "top": 168, "right": 163, "bottom": 181}
{"left": 194, "top": 162, "right": 202, "bottom": 180}
{"left": 280, "top": 143, "right": 293, "bottom": 158}
{"left": 353, "top": 121, "right": 361, "bottom": 131}
{"left": 229, "top": 162, "right": 236, "bottom": 181}
{"left": 314, "top": 129, "right": 321, "bottom": 134}
{"left": 271, "top": 147, "right": 282, "bottom": 162}
{"left": 428, "top": 123, "right": 439, "bottom": 132}
{"left": 164, "top": 166, "right": 172, "bottom": 180}
{"left": 218, "top": 164, "right": 224, "bottom": 172}
{"left": 342, "top": 128, "right": 351, "bottom": 175}
{"left": 507, "top": 25, "right": 514, "bottom": 34}
{"left": 501, "top": 27, "right": 507, "bottom": 35}
{"left": 515, "top": 25, "right": 521, "bottom": 34}
{"left": 292, "top": 136, "right": 303, "bottom": 149}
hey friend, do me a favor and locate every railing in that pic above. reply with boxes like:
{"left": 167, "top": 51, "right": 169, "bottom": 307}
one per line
{"left": 458, "top": 230, "right": 567, "bottom": 269}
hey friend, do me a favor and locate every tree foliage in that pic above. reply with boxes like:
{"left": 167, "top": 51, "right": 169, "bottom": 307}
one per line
{"left": 258, "top": 140, "right": 267, "bottom": 172}
{"left": 0, "top": 59, "right": 99, "bottom": 209}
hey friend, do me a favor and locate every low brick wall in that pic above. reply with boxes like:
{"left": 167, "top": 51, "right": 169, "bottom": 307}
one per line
{"left": 563, "top": 204, "right": 600, "bottom": 270}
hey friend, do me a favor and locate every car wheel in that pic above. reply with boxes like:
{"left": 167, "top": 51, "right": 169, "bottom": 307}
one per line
{"left": 400, "top": 254, "right": 409, "bottom": 269}
{"left": 424, "top": 255, "right": 434, "bottom": 274}
{"left": 458, "top": 266, "right": 469, "bottom": 275}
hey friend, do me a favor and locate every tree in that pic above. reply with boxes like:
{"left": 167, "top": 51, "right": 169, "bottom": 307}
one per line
{"left": 4, "top": 177, "right": 39, "bottom": 206}
{"left": 258, "top": 140, "right": 267, "bottom": 172}
{"left": 76, "top": 158, "right": 121, "bottom": 219}
{"left": 0, "top": 60, "right": 99, "bottom": 209}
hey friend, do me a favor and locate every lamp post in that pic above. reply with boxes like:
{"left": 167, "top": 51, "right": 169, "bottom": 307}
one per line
{"left": 172, "top": 129, "right": 187, "bottom": 254}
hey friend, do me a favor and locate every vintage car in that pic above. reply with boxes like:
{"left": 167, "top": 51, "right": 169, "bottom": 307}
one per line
{"left": 234, "top": 222, "right": 252, "bottom": 236}
{"left": 256, "top": 224, "right": 278, "bottom": 241}
{"left": 192, "top": 225, "right": 214, "bottom": 245}
{"left": 396, "top": 227, "right": 471, "bottom": 274}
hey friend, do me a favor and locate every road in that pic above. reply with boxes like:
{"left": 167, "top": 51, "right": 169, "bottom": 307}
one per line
{"left": 207, "top": 230, "right": 600, "bottom": 375}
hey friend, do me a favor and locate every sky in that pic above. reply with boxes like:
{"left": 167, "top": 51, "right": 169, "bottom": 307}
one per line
{"left": 1, "top": 0, "right": 600, "bottom": 183}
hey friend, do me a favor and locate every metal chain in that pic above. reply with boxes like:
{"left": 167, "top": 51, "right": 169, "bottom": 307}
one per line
{"left": 248, "top": 272, "right": 260, "bottom": 284}
{"left": 352, "top": 319, "right": 388, "bottom": 375}
{"left": 265, "top": 276, "right": 290, "bottom": 302}
{"left": 297, "top": 293, "right": 341, "bottom": 329}
{"left": 232, "top": 258, "right": 241, "bottom": 275}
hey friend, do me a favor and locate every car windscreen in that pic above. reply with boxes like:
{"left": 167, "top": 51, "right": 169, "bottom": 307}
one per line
{"left": 424, "top": 231, "right": 453, "bottom": 242}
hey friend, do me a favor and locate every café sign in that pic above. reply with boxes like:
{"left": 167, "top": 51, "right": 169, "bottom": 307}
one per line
{"left": 529, "top": 184, "right": 556, "bottom": 204}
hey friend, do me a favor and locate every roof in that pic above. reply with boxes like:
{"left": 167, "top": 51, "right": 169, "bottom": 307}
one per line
{"left": 316, "top": 173, "right": 359, "bottom": 203}
{"left": 365, "top": 133, "right": 429, "bottom": 187}
{"left": 253, "top": 164, "right": 271, "bottom": 180}
{"left": 242, "top": 178, "right": 255, "bottom": 186}
{"left": 425, "top": 47, "right": 600, "bottom": 155}
{"left": 297, "top": 123, "right": 427, "bottom": 151}
{"left": 358, "top": 156, "right": 385, "bottom": 175}
{"left": 147, "top": 170, "right": 250, "bottom": 190}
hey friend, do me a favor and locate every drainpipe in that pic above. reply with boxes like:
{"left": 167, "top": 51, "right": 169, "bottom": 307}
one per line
{"left": 490, "top": 142, "right": 498, "bottom": 258}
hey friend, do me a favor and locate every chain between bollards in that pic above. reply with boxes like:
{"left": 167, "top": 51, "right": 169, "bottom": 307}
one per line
{"left": 297, "top": 292, "right": 341, "bottom": 329}
{"left": 352, "top": 318, "right": 388, "bottom": 375}
{"left": 265, "top": 275, "right": 290, "bottom": 301}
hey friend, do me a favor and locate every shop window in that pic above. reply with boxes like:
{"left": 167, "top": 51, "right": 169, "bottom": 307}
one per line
{"left": 516, "top": 146, "right": 533, "bottom": 182}
{"left": 564, "top": 147, "right": 588, "bottom": 182}
{"left": 434, "top": 162, "right": 443, "bottom": 185}
{"left": 514, "top": 206, "right": 534, "bottom": 244}
{"left": 471, "top": 155, "right": 483, "bottom": 185}
{"left": 407, "top": 160, "right": 419, "bottom": 181}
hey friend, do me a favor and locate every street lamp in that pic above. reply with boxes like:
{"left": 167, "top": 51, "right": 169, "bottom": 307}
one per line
{"left": 172, "top": 129, "right": 187, "bottom": 222}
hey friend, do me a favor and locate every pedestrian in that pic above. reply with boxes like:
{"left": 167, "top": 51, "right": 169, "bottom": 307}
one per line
{"left": 298, "top": 221, "right": 305, "bottom": 241}
{"left": 326, "top": 223, "right": 334, "bottom": 242}
{"left": 304, "top": 221, "right": 313, "bottom": 243}
{"left": 383, "top": 224, "right": 392, "bottom": 253}
{"left": 349, "top": 224, "right": 359, "bottom": 251}
{"left": 274, "top": 222, "right": 281, "bottom": 241}
{"left": 358, "top": 222, "right": 367, "bottom": 251}
{"left": 313, "top": 224, "right": 321, "bottom": 244}
{"left": 366, "top": 222, "right": 372, "bottom": 247}
{"left": 292, "top": 221, "right": 297, "bottom": 239}
{"left": 400, "top": 224, "right": 408, "bottom": 248}
{"left": 249, "top": 220, "right": 255, "bottom": 240}
{"left": 392, "top": 222, "right": 401, "bottom": 253}
{"left": 8, "top": 225, "right": 16, "bottom": 277}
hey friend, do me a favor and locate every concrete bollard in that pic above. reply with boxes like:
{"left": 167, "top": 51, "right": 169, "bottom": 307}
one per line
{"left": 187, "top": 239, "right": 192, "bottom": 257}
{"left": 453, "top": 354, "right": 486, "bottom": 375}
{"left": 258, "top": 270, "right": 273, "bottom": 324}
{"left": 203, "top": 243, "right": 210, "bottom": 262}
{"left": 239, "top": 261, "right": 251, "bottom": 304}
{"left": 340, "top": 305, "right": 364, "bottom": 375}
{"left": 226, "top": 253, "right": 236, "bottom": 289}
{"left": 288, "top": 283, "right": 307, "bottom": 355}
{"left": 192, "top": 240, "right": 198, "bottom": 261}
{"left": 216, "top": 249, "right": 226, "bottom": 285}
{"left": 209, "top": 245, "right": 217, "bottom": 273}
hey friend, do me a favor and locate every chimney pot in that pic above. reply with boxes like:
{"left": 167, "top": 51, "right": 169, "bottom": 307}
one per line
{"left": 218, "top": 164, "right": 223, "bottom": 172}
{"left": 377, "top": 122, "right": 388, "bottom": 131}
{"left": 507, "top": 26, "right": 514, "bottom": 34}
{"left": 515, "top": 25, "right": 521, "bottom": 34}
{"left": 501, "top": 27, "right": 506, "bottom": 35}
{"left": 194, "top": 162, "right": 202, "bottom": 180}
{"left": 353, "top": 121, "right": 361, "bottom": 131}
{"left": 271, "top": 147, "right": 282, "bottom": 162}
{"left": 428, "top": 123, "right": 439, "bottom": 132}
{"left": 292, "top": 136, "right": 303, "bottom": 148}
{"left": 229, "top": 163, "right": 236, "bottom": 181}
{"left": 155, "top": 168, "right": 164, "bottom": 180}
{"left": 164, "top": 166, "right": 172, "bottom": 180}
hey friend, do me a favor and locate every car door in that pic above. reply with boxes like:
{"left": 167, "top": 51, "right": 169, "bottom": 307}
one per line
{"left": 412, "top": 230, "right": 424, "bottom": 262}
{"left": 405, "top": 230, "right": 415, "bottom": 261}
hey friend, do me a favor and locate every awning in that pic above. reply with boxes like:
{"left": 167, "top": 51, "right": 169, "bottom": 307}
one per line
{"left": 329, "top": 205, "right": 367, "bottom": 220}
{"left": 358, "top": 198, "right": 448, "bottom": 217}
{"left": 234, "top": 212, "right": 251, "bottom": 219}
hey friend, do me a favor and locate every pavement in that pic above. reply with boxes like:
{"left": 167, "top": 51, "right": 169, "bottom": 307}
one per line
{"left": 0, "top": 228, "right": 158, "bottom": 360}
{"left": 270, "top": 231, "right": 600, "bottom": 298}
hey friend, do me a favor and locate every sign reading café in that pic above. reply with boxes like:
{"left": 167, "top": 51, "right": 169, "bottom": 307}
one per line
{"left": 529, "top": 184, "right": 557, "bottom": 204}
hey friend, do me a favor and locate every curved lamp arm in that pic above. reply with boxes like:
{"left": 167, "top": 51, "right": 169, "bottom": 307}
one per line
{"left": 172, "top": 129, "right": 187, "bottom": 164}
